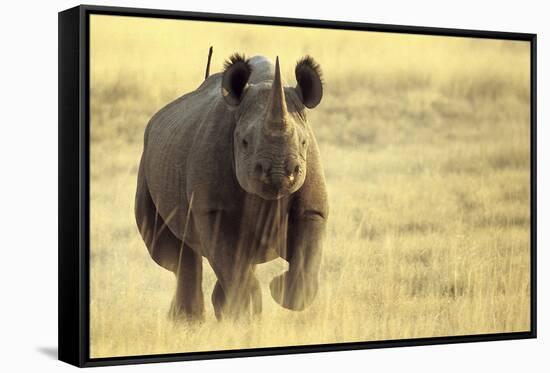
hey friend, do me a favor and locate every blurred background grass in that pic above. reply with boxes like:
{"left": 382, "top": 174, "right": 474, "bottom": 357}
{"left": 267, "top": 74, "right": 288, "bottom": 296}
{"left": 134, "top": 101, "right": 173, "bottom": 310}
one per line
{"left": 89, "top": 15, "right": 531, "bottom": 358}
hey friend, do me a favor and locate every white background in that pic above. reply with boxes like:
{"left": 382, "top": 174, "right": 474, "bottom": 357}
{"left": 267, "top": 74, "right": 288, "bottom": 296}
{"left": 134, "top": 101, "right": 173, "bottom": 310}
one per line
{"left": 0, "top": 0, "right": 547, "bottom": 371}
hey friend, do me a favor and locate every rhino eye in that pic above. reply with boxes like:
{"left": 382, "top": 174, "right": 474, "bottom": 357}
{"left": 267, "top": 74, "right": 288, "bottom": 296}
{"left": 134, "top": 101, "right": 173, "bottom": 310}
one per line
{"left": 301, "top": 140, "right": 307, "bottom": 147}
{"left": 242, "top": 139, "right": 249, "bottom": 148}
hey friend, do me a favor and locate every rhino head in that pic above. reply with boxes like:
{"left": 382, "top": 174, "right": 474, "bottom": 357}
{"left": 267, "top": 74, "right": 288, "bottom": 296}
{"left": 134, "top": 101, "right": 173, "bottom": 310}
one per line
{"left": 222, "top": 54, "right": 323, "bottom": 200}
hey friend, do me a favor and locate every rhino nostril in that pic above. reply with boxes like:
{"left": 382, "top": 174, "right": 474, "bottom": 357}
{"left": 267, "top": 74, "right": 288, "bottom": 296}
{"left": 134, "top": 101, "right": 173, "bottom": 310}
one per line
{"left": 254, "top": 163, "right": 263, "bottom": 175}
{"left": 286, "top": 160, "right": 301, "bottom": 177}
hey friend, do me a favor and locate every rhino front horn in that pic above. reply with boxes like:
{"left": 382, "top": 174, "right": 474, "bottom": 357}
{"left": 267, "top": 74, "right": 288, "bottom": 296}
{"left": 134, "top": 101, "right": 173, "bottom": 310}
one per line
{"left": 266, "top": 56, "right": 289, "bottom": 132}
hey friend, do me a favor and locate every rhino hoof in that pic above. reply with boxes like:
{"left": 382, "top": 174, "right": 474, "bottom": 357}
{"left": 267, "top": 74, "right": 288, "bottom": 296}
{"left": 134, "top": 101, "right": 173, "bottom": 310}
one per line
{"left": 269, "top": 273, "right": 307, "bottom": 311}
{"left": 168, "top": 300, "right": 205, "bottom": 323}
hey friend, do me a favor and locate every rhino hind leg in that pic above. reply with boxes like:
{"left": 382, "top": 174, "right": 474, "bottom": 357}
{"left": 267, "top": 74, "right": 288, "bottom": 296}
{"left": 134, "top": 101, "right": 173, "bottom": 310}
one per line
{"left": 135, "top": 178, "right": 205, "bottom": 321}
{"left": 135, "top": 174, "right": 180, "bottom": 273}
{"left": 169, "top": 242, "right": 205, "bottom": 321}
{"left": 210, "top": 265, "right": 262, "bottom": 321}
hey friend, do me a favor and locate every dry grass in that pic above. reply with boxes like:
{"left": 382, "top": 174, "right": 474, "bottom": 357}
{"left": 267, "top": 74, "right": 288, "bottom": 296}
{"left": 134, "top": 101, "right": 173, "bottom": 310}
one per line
{"left": 89, "top": 15, "right": 531, "bottom": 358}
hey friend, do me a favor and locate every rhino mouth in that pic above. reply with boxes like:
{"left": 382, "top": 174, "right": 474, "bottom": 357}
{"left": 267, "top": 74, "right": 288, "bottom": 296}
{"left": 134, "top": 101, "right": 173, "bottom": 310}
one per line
{"left": 250, "top": 177, "right": 297, "bottom": 200}
{"left": 260, "top": 186, "right": 291, "bottom": 200}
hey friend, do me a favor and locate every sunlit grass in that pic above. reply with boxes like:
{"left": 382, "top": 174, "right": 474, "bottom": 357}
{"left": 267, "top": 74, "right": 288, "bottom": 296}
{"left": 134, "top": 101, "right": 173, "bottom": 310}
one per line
{"left": 89, "top": 15, "right": 531, "bottom": 358}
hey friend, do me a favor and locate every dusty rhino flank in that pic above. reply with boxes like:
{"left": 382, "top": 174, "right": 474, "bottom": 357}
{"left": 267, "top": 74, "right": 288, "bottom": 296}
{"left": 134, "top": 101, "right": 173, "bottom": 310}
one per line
{"left": 135, "top": 53, "right": 328, "bottom": 320}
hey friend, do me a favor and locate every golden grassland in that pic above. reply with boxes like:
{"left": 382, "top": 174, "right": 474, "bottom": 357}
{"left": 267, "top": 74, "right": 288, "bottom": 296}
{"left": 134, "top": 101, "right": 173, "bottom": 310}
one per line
{"left": 89, "top": 15, "right": 531, "bottom": 358}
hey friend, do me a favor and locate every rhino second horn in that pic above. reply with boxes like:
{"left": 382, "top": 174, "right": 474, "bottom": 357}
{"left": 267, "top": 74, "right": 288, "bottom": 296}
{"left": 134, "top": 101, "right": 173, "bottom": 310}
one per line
{"left": 266, "top": 56, "right": 289, "bottom": 132}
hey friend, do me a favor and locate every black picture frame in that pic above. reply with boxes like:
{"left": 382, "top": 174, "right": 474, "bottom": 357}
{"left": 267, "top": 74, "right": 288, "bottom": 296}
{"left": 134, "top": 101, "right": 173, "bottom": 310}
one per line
{"left": 58, "top": 4, "right": 537, "bottom": 368}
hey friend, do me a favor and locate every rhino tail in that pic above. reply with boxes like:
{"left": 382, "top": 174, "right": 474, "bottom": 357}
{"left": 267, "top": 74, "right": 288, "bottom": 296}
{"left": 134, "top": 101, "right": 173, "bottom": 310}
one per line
{"left": 204, "top": 46, "right": 213, "bottom": 80}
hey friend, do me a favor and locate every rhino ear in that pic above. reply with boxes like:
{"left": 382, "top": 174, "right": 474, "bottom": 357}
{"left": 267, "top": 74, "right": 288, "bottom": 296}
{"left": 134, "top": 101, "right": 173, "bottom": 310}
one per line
{"left": 222, "top": 53, "right": 252, "bottom": 106}
{"left": 295, "top": 56, "right": 323, "bottom": 109}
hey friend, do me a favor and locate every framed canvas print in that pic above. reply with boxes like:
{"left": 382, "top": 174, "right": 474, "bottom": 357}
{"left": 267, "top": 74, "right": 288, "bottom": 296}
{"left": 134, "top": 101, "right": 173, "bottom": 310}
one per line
{"left": 58, "top": 4, "right": 537, "bottom": 367}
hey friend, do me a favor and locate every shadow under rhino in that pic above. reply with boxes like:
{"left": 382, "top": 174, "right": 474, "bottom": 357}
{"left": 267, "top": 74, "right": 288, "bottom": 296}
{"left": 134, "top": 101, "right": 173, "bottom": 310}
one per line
{"left": 135, "top": 51, "right": 328, "bottom": 321}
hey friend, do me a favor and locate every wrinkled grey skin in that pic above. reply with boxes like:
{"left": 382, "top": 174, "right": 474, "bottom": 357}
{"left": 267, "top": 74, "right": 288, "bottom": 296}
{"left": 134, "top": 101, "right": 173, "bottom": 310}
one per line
{"left": 135, "top": 55, "right": 328, "bottom": 321}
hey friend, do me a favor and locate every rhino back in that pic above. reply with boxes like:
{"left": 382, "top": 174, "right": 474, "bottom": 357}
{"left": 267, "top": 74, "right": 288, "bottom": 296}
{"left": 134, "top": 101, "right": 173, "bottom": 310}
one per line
{"left": 247, "top": 56, "right": 275, "bottom": 84}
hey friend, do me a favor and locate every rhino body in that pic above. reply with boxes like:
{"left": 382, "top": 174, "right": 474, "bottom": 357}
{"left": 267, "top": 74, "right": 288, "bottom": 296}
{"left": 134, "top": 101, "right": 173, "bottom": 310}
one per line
{"left": 135, "top": 55, "right": 328, "bottom": 320}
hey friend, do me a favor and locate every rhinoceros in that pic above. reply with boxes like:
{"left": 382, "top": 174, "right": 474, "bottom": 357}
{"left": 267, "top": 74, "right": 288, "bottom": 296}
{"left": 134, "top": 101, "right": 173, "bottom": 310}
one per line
{"left": 135, "top": 53, "right": 328, "bottom": 320}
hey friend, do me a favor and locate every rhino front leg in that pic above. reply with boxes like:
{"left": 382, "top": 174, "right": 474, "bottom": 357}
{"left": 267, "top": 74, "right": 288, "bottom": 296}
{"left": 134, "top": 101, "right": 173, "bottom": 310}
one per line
{"left": 193, "top": 206, "right": 263, "bottom": 320}
{"left": 270, "top": 213, "right": 325, "bottom": 311}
